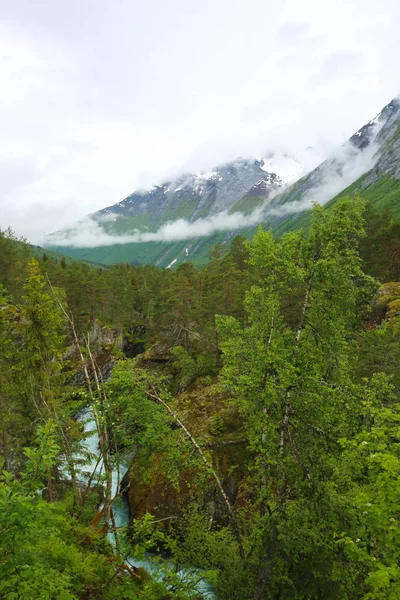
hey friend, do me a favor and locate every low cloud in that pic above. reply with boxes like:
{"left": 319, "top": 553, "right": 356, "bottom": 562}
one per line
{"left": 269, "top": 135, "right": 381, "bottom": 218}
{"left": 46, "top": 204, "right": 270, "bottom": 248}
{"left": 95, "top": 212, "right": 120, "bottom": 223}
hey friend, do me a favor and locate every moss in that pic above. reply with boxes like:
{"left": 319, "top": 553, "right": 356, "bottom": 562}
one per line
{"left": 387, "top": 299, "right": 400, "bottom": 320}
{"left": 365, "top": 282, "right": 400, "bottom": 327}
{"left": 142, "top": 343, "right": 172, "bottom": 362}
{"left": 375, "top": 282, "right": 400, "bottom": 307}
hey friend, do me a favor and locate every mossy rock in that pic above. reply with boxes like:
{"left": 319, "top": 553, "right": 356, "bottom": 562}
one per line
{"left": 374, "top": 282, "right": 400, "bottom": 306}
{"left": 387, "top": 299, "right": 400, "bottom": 320}
{"left": 367, "top": 282, "right": 400, "bottom": 327}
{"left": 142, "top": 343, "right": 172, "bottom": 362}
{"left": 126, "top": 443, "right": 248, "bottom": 529}
{"left": 124, "top": 380, "right": 248, "bottom": 530}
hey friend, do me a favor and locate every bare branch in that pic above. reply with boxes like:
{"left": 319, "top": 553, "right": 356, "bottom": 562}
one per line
{"left": 145, "top": 381, "right": 245, "bottom": 560}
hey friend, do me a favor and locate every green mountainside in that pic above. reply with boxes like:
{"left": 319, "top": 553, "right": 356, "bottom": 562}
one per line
{"left": 46, "top": 159, "right": 284, "bottom": 266}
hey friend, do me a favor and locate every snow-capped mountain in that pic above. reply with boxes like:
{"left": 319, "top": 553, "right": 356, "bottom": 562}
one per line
{"left": 46, "top": 156, "right": 295, "bottom": 260}
{"left": 259, "top": 152, "right": 310, "bottom": 184}
{"left": 97, "top": 158, "right": 282, "bottom": 224}
{"left": 263, "top": 97, "right": 400, "bottom": 226}
{"left": 46, "top": 97, "right": 400, "bottom": 267}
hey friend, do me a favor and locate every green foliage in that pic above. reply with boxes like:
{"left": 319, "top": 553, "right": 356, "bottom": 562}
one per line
{"left": 209, "top": 413, "right": 226, "bottom": 436}
{"left": 334, "top": 374, "right": 400, "bottom": 598}
{"left": 0, "top": 423, "right": 116, "bottom": 600}
{"left": 19, "top": 258, "right": 66, "bottom": 369}
{"left": 171, "top": 346, "right": 198, "bottom": 391}
{"left": 3, "top": 194, "right": 400, "bottom": 598}
{"left": 105, "top": 361, "right": 203, "bottom": 490}
{"left": 169, "top": 511, "right": 252, "bottom": 600}
{"left": 217, "top": 198, "right": 383, "bottom": 598}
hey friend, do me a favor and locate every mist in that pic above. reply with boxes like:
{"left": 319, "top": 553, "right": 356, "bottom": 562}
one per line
{"left": 46, "top": 205, "right": 269, "bottom": 248}
{"left": 267, "top": 134, "right": 381, "bottom": 218}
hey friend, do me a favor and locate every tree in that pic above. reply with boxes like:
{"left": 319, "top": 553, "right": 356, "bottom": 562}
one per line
{"left": 0, "top": 284, "right": 16, "bottom": 470}
{"left": 0, "top": 227, "right": 30, "bottom": 301}
{"left": 217, "top": 198, "right": 378, "bottom": 599}
{"left": 18, "top": 259, "right": 67, "bottom": 414}
{"left": 15, "top": 259, "right": 69, "bottom": 499}
{"left": 333, "top": 373, "right": 400, "bottom": 599}
{"left": 0, "top": 421, "right": 144, "bottom": 600}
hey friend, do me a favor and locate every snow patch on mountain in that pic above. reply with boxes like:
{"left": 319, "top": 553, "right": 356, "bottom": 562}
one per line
{"left": 260, "top": 153, "right": 304, "bottom": 185}
{"left": 166, "top": 258, "right": 178, "bottom": 269}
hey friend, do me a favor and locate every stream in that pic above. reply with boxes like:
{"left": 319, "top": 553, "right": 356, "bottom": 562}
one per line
{"left": 71, "top": 408, "right": 215, "bottom": 599}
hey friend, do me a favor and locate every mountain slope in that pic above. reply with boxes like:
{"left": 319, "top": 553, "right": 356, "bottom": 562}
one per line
{"left": 46, "top": 99, "right": 400, "bottom": 267}
{"left": 46, "top": 158, "right": 285, "bottom": 264}
{"left": 246, "top": 97, "right": 400, "bottom": 239}
{"left": 274, "top": 98, "right": 400, "bottom": 233}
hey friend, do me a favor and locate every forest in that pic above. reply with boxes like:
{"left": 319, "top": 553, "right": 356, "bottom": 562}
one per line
{"left": 2, "top": 196, "right": 400, "bottom": 600}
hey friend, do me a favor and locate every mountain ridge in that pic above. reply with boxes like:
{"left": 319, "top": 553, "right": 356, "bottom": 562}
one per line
{"left": 46, "top": 98, "right": 400, "bottom": 267}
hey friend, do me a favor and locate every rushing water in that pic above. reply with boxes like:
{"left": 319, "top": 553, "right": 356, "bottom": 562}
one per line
{"left": 71, "top": 408, "right": 215, "bottom": 599}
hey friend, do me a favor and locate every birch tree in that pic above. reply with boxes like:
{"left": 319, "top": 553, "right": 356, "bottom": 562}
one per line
{"left": 217, "top": 198, "right": 377, "bottom": 599}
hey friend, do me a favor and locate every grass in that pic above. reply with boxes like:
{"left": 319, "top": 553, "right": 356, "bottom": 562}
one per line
{"left": 229, "top": 194, "right": 264, "bottom": 215}
{"left": 336, "top": 175, "right": 400, "bottom": 219}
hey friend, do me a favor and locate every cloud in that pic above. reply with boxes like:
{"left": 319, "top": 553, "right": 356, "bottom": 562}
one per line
{"left": 46, "top": 205, "right": 269, "bottom": 248}
{"left": 0, "top": 0, "right": 400, "bottom": 243}
{"left": 310, "top": 51, "right": 365, "bottom": 85}
{"left": 95, "top": 212, "right": 120, "bottom": 223}
{"left": 276, "top": 21, "right": 310, "bottom": 43}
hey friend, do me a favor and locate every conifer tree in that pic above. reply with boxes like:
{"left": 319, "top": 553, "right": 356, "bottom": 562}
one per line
{"left": 18, "top": 259, "right": 66, "bottom": 413}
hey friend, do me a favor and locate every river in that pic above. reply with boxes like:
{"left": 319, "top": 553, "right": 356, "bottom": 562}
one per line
{"left": 71, "top": 408, "right": 215, "bottom": 599}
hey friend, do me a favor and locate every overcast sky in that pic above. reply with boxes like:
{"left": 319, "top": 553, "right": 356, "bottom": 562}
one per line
{"left": 0, "top": 0, "right": 399, "bottom": 243}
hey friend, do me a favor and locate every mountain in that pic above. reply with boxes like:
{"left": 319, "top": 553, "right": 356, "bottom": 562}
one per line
{"left": 331, "top": 98, "right": 400, "bottom": 217}
{"left": 255, "top": 97, "right": 400, "bottom": 237}
{"left": 46, "top": 99, "right": 400, "bottom": 267}
{"left": 96, "top": 157, "right": 283, "bottom": 227}
{"left": 46, "top": 152, "right": 310, "bottom": 266}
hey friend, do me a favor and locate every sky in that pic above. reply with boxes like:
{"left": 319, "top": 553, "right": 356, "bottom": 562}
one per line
{"left": 0, "top": 0, "right": 399, "bottom": 244}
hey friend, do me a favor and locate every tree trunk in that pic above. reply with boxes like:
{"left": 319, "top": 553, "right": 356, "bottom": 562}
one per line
{"left": 254, "top": 528, "right": 278, "bottom": 600}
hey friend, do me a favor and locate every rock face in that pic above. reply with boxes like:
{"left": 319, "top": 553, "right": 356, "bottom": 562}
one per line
{"left": 101, "top": 159, "right": 282, "bottom": 226}
{"left": 67, "top": 337, "right": 118, "bottom": 386}
{"left": 125, "top": 442, "right": 247, "bottom": 528}
{"left": 142, "top": 343, "right": 172, "bottom": 363}
{"left": 349, "top": 98, "right": 400, "bottom": 152}
{"left": 66, "top": 320, "right": 143, "bottom": 384}
{"left": 353, "top": 98, "right": 400, "bottom": 186}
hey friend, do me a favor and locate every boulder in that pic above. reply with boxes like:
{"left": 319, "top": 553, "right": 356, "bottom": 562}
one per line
{"left": 369, "top": 282, "right": 400, "bottom": 326}
{"left": 142, "top": 343, "right": 172, "bottom": 362}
